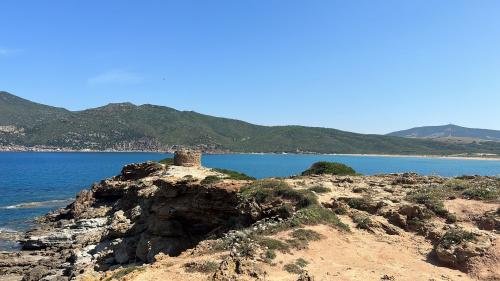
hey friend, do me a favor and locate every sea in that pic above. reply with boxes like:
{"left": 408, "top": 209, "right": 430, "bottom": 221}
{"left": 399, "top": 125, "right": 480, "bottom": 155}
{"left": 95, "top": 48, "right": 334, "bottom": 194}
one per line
{"left": 1, "top": 152, "right": 499, "bottom": 250}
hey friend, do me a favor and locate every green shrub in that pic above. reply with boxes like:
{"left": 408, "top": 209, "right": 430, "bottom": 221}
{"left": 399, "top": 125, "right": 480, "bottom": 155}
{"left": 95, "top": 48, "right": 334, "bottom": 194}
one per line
{"left": 444, "top": 179, "right": 470, "bottom": 191}
{"left": 201, "top": 175, "right": 222, "bottom": 185}
{"left": 441, "top": 228, "right": 475, "bottom": 249}
{"left": 104, "top": 265, "right": 144, "bottom": 281}
{"left": 290, "top": 205, "right": 350, "bottom": 231}
{"left": 462, "top": 186, "right": 499, "bottom": 201}
{"left": 407, "top": 188, "right": 457, "bottom": 222}
{"left": 290, "top": 229, "right": 323, "bottom": 241}
{"left": 351, "top": 214, "right": 373, "bottom": 230}
{"left": 283, "top": 263, "right": 303, "bottom": 274}
{"left": 301, "top": 162, "right": 357, "bottom": 176}
{"left": 240, "top": 180, "right": 318, "bottom": 209}
{"left": 255, "top": 237, "right": 290, "bottom": 253}
{"left": 213, "top": 168, "right": 256, "bottom": 180}
{"left": 287, "top": 229, "right": 324, "bottom": 250}
{"left": 158, "top": 157, "right": 174, "bottom": 165}
{"left": 308, "top": 185, "right": 331, "bottom": 193}
{"left": 264, "top": 249, "right": 277, "bottom": 263}
{"left": 183, "top": 261, "right": 219, "bottom": 273}
{"left": 295, "top": 258, "right": 309, "bottom": 268}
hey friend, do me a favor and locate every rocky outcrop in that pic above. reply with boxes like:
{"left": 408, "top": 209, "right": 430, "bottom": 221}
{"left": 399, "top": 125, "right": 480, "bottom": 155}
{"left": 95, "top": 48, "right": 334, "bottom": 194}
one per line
{"left": 434, "top": 230, "right": 494, "bottom": 270}
{"left": 1, "top": 166, "right": 498, "bottom": 281}
{"left": 0, "top": 161, "right": 249, "bottom": 280}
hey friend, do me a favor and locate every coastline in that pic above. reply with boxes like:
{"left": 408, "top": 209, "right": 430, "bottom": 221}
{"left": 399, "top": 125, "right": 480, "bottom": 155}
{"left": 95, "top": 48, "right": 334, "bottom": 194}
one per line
{"left": 328, "top": 153, "right": 500, "bottom": 161}
{"left": 1, "top": 146, "right": 499, "bottom": 161}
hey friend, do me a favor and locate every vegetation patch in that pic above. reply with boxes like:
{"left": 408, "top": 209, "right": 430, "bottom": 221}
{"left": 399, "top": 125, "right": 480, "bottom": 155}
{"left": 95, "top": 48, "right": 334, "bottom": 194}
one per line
{"left": 287, "top": 228, "right": 324, "bottom": 250}
{"left": 201, "top": 175, "right": 222, "bottom": 185}
{"left": 263, "top": 249, "right": 277, "bottom": 263}
{"left": 290, "top": 205, "right": 350, "bottom": 231}
{"left": 440, "top": 228, "right": 475, "bottom": 249}
{"left": 295, "top": 258, "right": 309, "bottom": 268}
{"left": 406, "top": 187, "right": 457, "bottom": 223}
{"left": 351, "top": 214, "right": 373, "bottom": 230}
{"left": 308, "top": 185, "right": 331, "bottom": 193}
{"left": 444, "top": 179, "right": 470, "bottom": 191}
{"left": 290, "top": 228, "right": 323, "bottom": 241}
{"left": 255, "top": 236, "right": 290, "bottom": 253}
{"left": 301, "top": 161, "right": 357, "bottom": 176}
{"left": 240, "top": 180, "right": 318, "bottom": 209}
{"left": 104, "top": 265, "right": 144, "bottom": 281}
{"left": 283, "top": 258, "right": 309, "bottom": 274}
{"left": 213, "top": 168, "right": 256, "bottom": 180}
{"left": 158, "top": 157, "right": 174, "bottom": 165}
{"left": 462, "top": 185, "right": 499, "bottom": 201}
{"left": 283, "top": 263, "right": 304, "bottom": 274}
{"left": 183, "top": 261, "right": 219, "bottom": 273}
{"left": 341, "top": 196, "right": 380, "bottom": 214}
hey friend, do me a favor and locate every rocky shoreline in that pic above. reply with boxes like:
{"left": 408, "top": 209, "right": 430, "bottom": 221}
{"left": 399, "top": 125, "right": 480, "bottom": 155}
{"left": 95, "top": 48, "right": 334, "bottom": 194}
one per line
{"left": 1, "top": 160, "right": 499, "bottom": 281}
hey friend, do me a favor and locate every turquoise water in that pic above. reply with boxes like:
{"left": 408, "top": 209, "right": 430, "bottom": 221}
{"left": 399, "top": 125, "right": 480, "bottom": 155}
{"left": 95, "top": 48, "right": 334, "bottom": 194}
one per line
{"left": 0, "top": 152, "right": 499, "bottom": 249}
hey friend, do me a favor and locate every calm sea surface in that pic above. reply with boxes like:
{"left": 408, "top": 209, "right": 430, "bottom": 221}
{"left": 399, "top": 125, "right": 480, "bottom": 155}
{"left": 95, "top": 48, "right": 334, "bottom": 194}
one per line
{"left": 1, "top": 152, "right": 499, "bottom": 249}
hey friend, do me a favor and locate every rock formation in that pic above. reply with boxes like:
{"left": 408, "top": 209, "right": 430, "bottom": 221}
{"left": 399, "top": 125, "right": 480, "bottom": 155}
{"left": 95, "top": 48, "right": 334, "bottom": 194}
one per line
{"left": 0, "top": 161, "right": 498, "bottom": 281}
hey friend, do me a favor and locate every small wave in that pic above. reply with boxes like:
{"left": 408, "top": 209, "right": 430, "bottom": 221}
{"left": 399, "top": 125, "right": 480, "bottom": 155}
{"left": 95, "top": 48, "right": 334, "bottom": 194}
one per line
{"left": 1, "top": 198, "right": 73, "bottom": 209}
{"left": 0, "top": 227, "right": 18, "bottom": 233}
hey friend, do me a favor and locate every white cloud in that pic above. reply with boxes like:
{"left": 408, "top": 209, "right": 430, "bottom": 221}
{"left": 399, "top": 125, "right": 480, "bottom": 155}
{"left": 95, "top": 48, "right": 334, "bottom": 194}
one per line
{"left": 87, "top": 69, "right": 144, "bottom": 86}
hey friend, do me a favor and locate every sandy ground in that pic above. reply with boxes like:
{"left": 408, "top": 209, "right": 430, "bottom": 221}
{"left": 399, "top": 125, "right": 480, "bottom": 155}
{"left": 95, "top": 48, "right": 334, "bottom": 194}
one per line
{"left": 444, "top": 198, "right": 498, "bottom": 222}
{"left": 163, "top": 165, "right": 223, "bottom": 180}
{"left": 262, "top": 225, "right": 473, "bottom": 281}
{"left": 120, "top": 224, "right": 474, "bottom": 281}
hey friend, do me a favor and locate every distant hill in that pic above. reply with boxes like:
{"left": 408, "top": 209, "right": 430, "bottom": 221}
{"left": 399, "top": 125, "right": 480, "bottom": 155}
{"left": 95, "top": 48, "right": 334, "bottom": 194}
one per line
{"left": 1, "top": 91, "right": 500, "bottom": 155}
{"left": 388, "top": 124, "right": 500, "bottom": 144}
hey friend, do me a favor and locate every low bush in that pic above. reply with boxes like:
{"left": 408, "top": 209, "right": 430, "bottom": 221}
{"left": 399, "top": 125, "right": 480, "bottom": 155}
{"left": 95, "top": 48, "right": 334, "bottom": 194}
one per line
{"left": 263, "top": 249, "right": 277, "bottom": 263}
{"left": 351, "top": 214, "right": 373, "bottom": 230}
{"left": 104, "top": 265, "right": 144, "bottom": 281}
{"left": 290, "top": 229, "right": 323, "bottom": 241}
{"left": 290, "top": 205, "right": 350, "bottom": 231}
{"left": 462, "top": 185, "right": 499, "bottom": 201}
{"left": 201, "top": 175, "right": 222, "bottom": 185}
{"left": 183, "top": 261, "right": 219, "bottom": 273}
{"left": 444, "top": 179, "right": 470, "bottom": 191}
{"left": 301, "top": 162, "right": 357, "bottom": 176}
{"left": 240, "top": 180, "right": 318, "bottom": 209}
{"left": 295, "top": 258, "right": 309, "bottom": 268}
{"left": 255, "top": 237, "right": 290, "bottom": 253}
{"left": 308, "top": 185, "right": 331, "bottom": 193}
{"left": 158, "top": 157, "right": 174, "bottom": 165}
{"left": 440, "top": 228, "right": 475, "bottom": 249}
{"left": 283, "top": 263, "right": 303, "bottom": 274}
{"left": 407, "top": 187, "right": 457, "bottom": 222}
{"left": 213, "top": 168, "right": 256, "bottom": 180}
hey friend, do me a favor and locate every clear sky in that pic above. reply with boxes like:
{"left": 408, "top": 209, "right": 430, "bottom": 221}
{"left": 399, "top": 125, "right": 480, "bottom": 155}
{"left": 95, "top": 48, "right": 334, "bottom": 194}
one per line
{"left": 1, "top": 1, "right": 499, "bottom": 134}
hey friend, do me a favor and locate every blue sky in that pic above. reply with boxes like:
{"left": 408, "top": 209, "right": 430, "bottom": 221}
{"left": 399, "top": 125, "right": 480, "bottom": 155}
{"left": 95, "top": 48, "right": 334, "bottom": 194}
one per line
{"left": 1, "top": 1, "right": 499, "bottom": 134}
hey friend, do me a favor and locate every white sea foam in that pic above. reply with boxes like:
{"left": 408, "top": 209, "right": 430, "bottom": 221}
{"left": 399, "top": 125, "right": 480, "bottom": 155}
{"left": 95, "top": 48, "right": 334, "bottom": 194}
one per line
{"left": 1, "top": 198, "right": 73, "bottom": 209}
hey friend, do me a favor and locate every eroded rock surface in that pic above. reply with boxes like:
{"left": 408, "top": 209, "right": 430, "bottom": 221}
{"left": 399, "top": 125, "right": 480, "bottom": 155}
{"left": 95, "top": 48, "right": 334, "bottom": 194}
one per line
{"left": 1, "top": 162, "right": 498, "bottom": 281}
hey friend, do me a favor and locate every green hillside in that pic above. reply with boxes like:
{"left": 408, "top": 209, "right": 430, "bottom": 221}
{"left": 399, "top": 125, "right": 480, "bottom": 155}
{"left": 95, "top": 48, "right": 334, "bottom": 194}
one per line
{"left": 1, "top": 91, "right": 499, "bottom": 155}
{"left": 388, "top": 124, "right": 500, "bottom": 142}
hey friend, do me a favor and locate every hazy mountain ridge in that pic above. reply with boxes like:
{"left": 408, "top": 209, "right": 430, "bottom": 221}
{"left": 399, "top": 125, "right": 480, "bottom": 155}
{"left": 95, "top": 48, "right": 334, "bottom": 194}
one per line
{"left": 1, "top": 91, "right": 500, "bottom": 155}
{"left": 388, "top": 124, "right": 500, "bottom": 143}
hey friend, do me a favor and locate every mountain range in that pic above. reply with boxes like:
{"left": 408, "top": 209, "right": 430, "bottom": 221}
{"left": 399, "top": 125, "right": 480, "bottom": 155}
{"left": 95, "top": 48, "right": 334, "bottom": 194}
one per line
{"left": 1, "top": 91, "right": 499, "bottom": 155}
{"left": 388, "top": 124, "right": 500, "bottom": 143}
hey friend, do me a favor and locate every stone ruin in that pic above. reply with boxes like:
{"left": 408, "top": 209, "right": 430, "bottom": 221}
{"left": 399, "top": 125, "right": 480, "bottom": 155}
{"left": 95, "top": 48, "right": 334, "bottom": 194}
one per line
{"left": 173, "top": 150, "right": 202, "bottom": 167}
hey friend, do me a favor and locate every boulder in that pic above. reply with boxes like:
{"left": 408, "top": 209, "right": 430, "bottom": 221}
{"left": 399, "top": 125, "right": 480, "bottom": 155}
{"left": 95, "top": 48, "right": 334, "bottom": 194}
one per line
{"left": 435, "top": 230, "right": 493, "bottom": 271}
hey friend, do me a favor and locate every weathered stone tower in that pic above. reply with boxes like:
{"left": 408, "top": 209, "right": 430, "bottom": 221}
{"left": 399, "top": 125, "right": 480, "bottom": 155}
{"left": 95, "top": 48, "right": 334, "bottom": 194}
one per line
{"left": 173, "top": 150, "right": 202, "bottom": 167}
